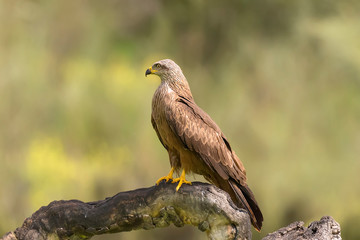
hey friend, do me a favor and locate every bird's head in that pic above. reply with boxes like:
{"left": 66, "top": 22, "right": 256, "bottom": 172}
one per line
{"left": 145, "top": 59, "right": 185, "bottom": 83}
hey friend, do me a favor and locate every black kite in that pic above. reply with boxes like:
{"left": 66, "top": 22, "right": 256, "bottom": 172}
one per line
{"left": 146, "top": 59, "right": 263, "bottom": 231}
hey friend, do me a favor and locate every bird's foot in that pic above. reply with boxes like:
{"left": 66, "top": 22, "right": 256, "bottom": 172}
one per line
{"left": 172, "top": 169, "right": 192, "bottom": 191}
{"left": 156, "top": 175, "right": 173, "bottom": 185}
{"left": 156, "top": 167, "right": 175, "bottom": 185}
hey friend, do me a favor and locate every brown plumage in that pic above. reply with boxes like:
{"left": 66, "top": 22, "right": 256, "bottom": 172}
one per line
{"left": 146, "top": 59, "right": 263, "bottom": 231}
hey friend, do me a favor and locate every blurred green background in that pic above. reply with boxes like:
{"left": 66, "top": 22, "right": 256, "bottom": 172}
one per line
{"left": 1, "top": 1, "right": 359, "bottom": 239}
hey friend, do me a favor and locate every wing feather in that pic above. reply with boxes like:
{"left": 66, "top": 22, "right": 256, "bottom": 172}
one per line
{"left": 165, "top": 96, "right": 246, "bottom": 183}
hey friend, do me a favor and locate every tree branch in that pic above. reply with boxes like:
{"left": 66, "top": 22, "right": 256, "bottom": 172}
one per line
{"left": 263, "top": 216, "right": 341, "bottom": 240}
{"left": 1, "top": 182, "right": 252, "bottom": 240}
{"left": 1, "top": 182, "right": 342, "bottom": 240}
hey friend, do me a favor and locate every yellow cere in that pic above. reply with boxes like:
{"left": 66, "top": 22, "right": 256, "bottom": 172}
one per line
{"left": 149, "top": 66, "right": 158, "bottom": 73}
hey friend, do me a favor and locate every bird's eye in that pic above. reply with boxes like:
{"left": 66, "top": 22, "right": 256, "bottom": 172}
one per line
{"left": 156, "top": 64, "right": 161, "bottom": 68}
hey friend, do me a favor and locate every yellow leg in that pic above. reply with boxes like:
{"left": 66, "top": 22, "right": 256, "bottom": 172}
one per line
{"left": 172, "top": 169, "right": 192, "bottom": 191}
{"left": 156, "top": 167, "right": 175, "bottom": 185}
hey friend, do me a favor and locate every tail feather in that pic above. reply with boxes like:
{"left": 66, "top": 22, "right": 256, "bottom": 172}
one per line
{"left": 228, "top": 179, "right": 263, "bottom": 231}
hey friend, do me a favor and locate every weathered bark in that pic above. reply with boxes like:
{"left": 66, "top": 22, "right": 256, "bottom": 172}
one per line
{"left": 1, "top": 182, "right": 251, "bottom": 240}
{"left": 263, "top": 216, "right": 341, "bottom": 240}
{"left": 1, "top": 181, "right": 342, "bottom": 240}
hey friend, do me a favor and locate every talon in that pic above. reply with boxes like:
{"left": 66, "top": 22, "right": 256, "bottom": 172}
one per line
{"left": 172, "top": 169, "right": 192, "bottom": 191}
{"left": 156, "top": 167, "right": 175, "bottom": 185}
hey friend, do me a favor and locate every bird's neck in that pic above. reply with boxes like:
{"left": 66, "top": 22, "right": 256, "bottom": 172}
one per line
{"left": 161, "top": 75, "right": 193, "bottom": 100}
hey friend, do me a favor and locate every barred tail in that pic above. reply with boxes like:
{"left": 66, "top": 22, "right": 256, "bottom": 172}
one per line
{"left": 228, "top": 179, "right": 263, "bottom": 231}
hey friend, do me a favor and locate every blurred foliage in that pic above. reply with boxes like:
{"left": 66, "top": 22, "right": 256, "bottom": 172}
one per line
{"left": 0, "top": 1, "right": 359, "bottom": 240}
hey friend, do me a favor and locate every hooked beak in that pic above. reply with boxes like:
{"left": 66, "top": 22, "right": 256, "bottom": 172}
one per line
{"left": 145, "top": 66, "right": 157, "bottom": 77}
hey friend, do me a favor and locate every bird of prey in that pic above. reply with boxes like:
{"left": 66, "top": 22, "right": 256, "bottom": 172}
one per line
{"left": 145, "top": 59, "right": 263, "bottom": 231}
